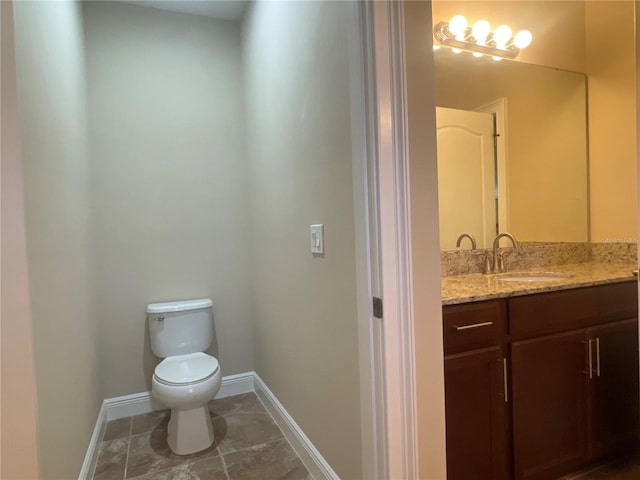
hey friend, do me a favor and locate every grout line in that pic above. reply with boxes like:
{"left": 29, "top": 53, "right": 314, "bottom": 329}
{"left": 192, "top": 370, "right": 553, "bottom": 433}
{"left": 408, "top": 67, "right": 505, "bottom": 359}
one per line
{"left": 221, "top": 437, "right": 287, "bottom": 457}
{"left": 122, "top": 416, "right": 133, "bottom": 480}
{"left": 209, "top": 398, "right": 269, "bottom": 420}
{"left": 219, "top": 438, "right": 311, "bottom": 479}
{"left": 123, "top": 432, "right": 132, "bottom": 480}
{"left": 219, "top": 451, "right": 231, "bottom": 480}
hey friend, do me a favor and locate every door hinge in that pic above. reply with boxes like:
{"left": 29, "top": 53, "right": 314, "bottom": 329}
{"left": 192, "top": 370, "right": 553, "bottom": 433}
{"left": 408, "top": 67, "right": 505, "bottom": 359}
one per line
{"left": 373, "top": 296, "right": 383, "bottom": 319}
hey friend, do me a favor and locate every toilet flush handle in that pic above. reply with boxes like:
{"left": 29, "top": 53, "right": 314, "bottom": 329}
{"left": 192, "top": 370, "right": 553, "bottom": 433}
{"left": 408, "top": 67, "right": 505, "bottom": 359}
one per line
{"left": 154, "top": 315, "right": 165, "bottom": 322}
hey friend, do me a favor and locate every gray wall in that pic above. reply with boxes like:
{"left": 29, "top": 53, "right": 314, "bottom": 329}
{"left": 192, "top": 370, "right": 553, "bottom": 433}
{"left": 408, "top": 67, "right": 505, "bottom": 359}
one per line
{"left": 242, "top": 2, "right": 363, "bottom": 478}
{"left": 13, "top": 1, "right": 100, "bottom": 477}
{"left": 83, "top": 2, "right": 254, "bottom": 397}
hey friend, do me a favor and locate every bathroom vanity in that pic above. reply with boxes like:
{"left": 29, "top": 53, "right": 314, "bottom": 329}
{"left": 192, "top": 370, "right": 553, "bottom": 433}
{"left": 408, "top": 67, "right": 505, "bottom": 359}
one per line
{"left": 442, "top": 265, "right": 639, "bottom": 480}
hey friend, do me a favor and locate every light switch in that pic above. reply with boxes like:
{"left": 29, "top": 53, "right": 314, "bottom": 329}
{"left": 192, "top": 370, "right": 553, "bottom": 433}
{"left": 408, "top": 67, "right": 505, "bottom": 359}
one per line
{"left": 310, "top": 224, "right": 324, "bottom": 254}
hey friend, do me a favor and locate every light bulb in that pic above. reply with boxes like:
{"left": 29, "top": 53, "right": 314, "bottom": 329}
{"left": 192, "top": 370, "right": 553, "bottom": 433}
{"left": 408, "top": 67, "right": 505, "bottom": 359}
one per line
{"left": 493, "top": 25, "right": 512, "bottom": 48}
{"left": 492, "top": 56, "right": 502, "bottom": 62}
{"left": 448, "top": 15, "right": 467, "bottom": 36}
{"left": 452, "top": 48, "right": 462, "bottom": 54}
{"left": 473, "top": 52, "right": 483, "bottom": 58}
{"left": 472, "top": 20, "right": 491, "bottom": 42}
{"left": 433, "top": 44, "right": 441, "bottom": 51}
{"left": 513, "top": 30, "right": 532, "bottom": 49}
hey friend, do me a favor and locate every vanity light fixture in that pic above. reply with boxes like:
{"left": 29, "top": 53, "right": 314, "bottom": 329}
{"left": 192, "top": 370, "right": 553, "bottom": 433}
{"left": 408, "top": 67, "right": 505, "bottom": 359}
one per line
{"left": 433, "top": 15, "right": 532, "bottom": 60}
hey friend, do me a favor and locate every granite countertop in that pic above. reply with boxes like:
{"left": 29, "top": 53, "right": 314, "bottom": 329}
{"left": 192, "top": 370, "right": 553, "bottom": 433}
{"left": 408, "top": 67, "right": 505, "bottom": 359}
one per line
{"left": 441, "top": 262, "right": 638, "bottom": 305}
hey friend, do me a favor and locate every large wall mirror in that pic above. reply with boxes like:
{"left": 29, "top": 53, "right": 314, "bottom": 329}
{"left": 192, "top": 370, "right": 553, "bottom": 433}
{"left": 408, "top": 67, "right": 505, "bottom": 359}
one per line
{"left": 435, "top": 49, "right": 589, "bottom": 250}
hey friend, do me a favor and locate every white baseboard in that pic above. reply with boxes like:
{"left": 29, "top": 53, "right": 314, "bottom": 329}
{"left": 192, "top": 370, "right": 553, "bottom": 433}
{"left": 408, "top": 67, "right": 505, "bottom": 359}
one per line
{"left": 78, "top": 402, "right": 106, "bottom": 480}
{"left": 104, "top": 391, "right": 164, "bottom": 421}
{"left": 253, "top": 373, "right": 340, "bottom": 480}
{"left": 104, "top": 371, "right": 255, "bottom": 421}
{"left": 214, "top": 371, "right": 256, "bottom": 398}
{"left": 80, "top": 371, "right": 336, "bottom": 480}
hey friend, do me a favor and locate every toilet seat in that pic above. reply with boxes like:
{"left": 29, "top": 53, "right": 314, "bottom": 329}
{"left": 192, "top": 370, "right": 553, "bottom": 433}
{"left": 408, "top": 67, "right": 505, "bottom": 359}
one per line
{"left": 154, "top": 352, "right": 219, "bottom": 386}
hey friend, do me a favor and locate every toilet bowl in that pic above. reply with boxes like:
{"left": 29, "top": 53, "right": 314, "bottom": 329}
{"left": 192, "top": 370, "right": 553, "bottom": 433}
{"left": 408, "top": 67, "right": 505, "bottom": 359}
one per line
{"left": 147, "top": 298, "right": 221, "bottom": 455}
{"left": 152, "top": 352, "right": 221, "bottom": 455}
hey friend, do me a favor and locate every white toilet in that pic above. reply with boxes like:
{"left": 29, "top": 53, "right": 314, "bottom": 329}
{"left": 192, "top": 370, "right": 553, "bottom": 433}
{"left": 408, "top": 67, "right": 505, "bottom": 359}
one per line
{"left": 147, "top": 298, "right": 221, "bottom": 455}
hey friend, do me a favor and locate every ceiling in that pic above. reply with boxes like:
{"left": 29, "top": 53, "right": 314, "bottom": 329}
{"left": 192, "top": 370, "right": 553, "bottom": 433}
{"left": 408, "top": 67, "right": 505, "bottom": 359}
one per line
{"left": 120, "top": 0, "right": 249, "bottom": 21}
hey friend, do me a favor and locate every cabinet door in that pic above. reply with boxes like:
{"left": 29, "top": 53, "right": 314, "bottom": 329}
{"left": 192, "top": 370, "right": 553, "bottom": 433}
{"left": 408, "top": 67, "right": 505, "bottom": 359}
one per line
{"left": 445, "top": 346, "right": 509, "bottom": 480}
{"left": 511, "top": 330, "right": 589, "bottom": 480}
{"left": 588, "top": 318, "right": 640, "bottom": 459}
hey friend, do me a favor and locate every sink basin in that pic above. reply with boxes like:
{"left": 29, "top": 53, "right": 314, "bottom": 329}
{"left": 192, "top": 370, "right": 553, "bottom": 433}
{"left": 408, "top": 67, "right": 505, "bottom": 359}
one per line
{"left": 496, "top": 272, "right": 574, "bottom": 282}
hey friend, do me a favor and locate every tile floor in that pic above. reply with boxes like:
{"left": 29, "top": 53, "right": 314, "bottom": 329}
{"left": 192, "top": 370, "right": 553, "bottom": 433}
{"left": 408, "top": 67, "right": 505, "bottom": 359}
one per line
{"left": 557, "top": 458, "right": 640, "bottom": 480}
{"left": 91, "top": 392, "right": 312, "bottom": 480}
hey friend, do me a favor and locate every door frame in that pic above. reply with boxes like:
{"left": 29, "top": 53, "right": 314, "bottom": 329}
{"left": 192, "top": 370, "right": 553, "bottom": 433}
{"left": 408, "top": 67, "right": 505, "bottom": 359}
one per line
{"left": 348, "top": 1, "right": 387, "bottom": 478}
{"left": 475, "top": 98, "right": 509, "bottom": 235}
{"left": 351, "top": 1, "right": 447, "bottom": 478}
{"left": 371, "top": 2, "right": 420, "bottom": 478}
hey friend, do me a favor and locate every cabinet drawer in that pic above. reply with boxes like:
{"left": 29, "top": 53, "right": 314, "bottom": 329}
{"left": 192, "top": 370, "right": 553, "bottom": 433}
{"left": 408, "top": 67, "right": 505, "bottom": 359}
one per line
{"left": 509, "top": 281, "right": 638, "bottom": 339}
{"left": 443, "top": 300, "right": 507, "bottom": 355}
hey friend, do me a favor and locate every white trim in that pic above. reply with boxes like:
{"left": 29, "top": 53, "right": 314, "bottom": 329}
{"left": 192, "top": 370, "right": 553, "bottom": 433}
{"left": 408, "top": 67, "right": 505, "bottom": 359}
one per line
{"left": 80, "top": 372, "right": 336, "bottom": 480}
{"left": 373, "top": 1, "right": 419, "bottom": 478}
{"left": 103, "top": 391, "right": 165, "bottom": 421}
{"left": 348, "top": 1, "right": 386, "bottom": 478}
{"left": 104, "top": 372, "right": 255, "bottom": 421}
{"left": 212, "top": 371, "right": 256, "bottom": 399}
{"left": 78, "top": 402, "right": 107, "bottom": 480}
{"left": 252, "top": 373, "right": 340, "bottom": 480}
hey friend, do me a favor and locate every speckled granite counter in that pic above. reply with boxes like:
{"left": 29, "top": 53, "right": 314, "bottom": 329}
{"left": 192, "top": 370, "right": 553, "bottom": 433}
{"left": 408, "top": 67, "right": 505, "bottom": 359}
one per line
{"left": 442, "top": 262, "right": 638, "bottom": 305}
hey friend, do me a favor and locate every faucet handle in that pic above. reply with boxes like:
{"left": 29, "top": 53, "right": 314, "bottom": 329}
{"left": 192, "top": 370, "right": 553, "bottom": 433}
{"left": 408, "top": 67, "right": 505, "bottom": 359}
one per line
{"left": 497, "top": 250, "right": 513, "bottom": 272}
{"left": 475, "top": 250, "right": 493, "bottom": 274}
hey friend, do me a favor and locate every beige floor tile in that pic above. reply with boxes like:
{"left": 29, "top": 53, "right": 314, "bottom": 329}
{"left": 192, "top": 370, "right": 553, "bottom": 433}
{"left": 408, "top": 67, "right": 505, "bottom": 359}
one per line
{"left": 91, "top": 393, "right": 308, "bottom": 480}
{"left": 125, "top": 427, "right": 219, "bottom": 479}
{"left": 104, "top": 417, "right": 132, "bottom": 442}
{"left": 128, "top": 456, "right": 227, "bottom": 480}
{"left": 214, "top": 411, "right": 284, "bottom": 455}
{"left": 131, "top": 410, "right": 170, "bottom": 436}
{"left": 224, "top": 438, "right": 311, "bottom": 480}
{"left": 93, "top": 437, "right": 129, "bottom": 480}
{"left": 209, "top": 392, "right": 267, "bottom": 418}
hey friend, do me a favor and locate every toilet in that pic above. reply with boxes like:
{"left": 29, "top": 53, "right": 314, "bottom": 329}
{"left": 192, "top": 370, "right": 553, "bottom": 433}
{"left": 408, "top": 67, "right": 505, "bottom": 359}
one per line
{"left": 147, "top": 298, "right": 221, "bottom": 455}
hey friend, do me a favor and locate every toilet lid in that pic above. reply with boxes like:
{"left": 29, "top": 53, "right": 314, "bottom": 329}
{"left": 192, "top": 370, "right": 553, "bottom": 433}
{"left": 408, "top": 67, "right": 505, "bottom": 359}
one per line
{"left": 154, "top": 352, "right": 219, "bottom": 385}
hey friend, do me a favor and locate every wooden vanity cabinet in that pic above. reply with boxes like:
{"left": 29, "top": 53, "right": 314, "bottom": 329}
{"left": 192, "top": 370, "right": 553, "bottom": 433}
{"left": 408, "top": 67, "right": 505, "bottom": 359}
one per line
{"left": 509, "top": 282, "right": 639, "bottom": 480}
{"left": 443, "top": 281, "right": 638, "bottom": 480}
{"left": 443, "top": 300, "right": 510, "bottom": 480}
{"left": 587, "top": 318, "right": 639, "bottom": 459}
{"left": 511, "top": 330, "right": 590, "bottom": 480}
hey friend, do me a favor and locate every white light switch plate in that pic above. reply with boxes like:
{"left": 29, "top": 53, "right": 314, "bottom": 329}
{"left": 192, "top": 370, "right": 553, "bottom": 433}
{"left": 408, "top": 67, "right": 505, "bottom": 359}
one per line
{"left": 310, "top": 224, "right": 324, "bottom": 254}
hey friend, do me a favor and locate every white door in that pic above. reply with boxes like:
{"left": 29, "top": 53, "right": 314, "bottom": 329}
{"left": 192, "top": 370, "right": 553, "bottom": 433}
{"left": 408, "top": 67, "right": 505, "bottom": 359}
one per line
{"left": 436, "top": 107, "right": 497, "bottom": 250}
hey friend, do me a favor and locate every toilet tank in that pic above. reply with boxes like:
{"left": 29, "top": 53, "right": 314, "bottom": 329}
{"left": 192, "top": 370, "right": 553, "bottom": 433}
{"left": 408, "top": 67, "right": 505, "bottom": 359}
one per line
{"left": 147, "top": 298, "right": 214, "bottom": 358}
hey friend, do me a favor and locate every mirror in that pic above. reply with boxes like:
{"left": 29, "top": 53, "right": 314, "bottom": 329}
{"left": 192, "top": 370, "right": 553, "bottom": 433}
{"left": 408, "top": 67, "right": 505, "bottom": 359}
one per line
{"left": 434, "top": 49, "right": 589, "bottom": 250}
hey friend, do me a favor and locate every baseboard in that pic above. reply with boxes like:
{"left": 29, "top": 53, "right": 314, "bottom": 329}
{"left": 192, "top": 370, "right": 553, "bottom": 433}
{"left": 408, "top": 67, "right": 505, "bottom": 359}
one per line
{"left": 80, "top": 371, "right": 336, "bottom": 480}
{"left": 78, "top": 402, "right": 106, "bottom": 480}
{"left": 104, "top": 371, "right": 255, "bottom": 421}
{"left": 214, "top": 371, "right": 256, "bottom": 398}
{"left": 253, "top": 373, "right": 340, "bottom": 480}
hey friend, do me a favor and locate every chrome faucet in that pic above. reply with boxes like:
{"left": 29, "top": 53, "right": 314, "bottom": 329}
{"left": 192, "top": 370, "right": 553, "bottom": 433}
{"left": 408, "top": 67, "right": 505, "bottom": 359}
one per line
{"left": 492, "top": 232, "right": 518, "bottom": 273}
{"left": 455, "top": 233, "right": 477, "bottom": 250}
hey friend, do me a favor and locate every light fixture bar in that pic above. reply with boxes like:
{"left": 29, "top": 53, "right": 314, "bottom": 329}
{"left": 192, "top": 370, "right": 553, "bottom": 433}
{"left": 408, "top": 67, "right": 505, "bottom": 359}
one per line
{"left": 433, "top": 20, "right": 528, "bottom": 59}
